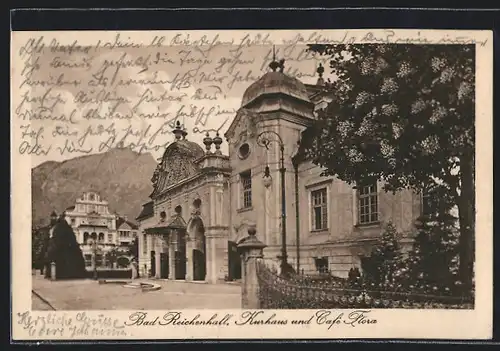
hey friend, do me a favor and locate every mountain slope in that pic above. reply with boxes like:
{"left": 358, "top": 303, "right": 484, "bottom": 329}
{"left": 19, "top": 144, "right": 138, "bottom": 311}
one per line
{"left": 31, "top": 149, "right": 158, "bottom": 227}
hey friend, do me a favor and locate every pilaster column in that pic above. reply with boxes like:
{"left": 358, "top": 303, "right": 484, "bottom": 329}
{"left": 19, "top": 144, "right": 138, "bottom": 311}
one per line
{"left": 185, "top": 237, "right": 193, "bottom": 281}
{"left": 202, "top": 234, "right": 215, "bottom": 284}
{"left": 155, "top": 248, "right": 161, "bottom": 279}
{"left": 168, "top": 241, "right": 176, "bottom": 280}
{"left": 205, "top": 226, "right": 229, "bottom": 284}
{"left": 50, "top": 262, "right": 57, "bottom": 281}
{"left": 215, "top": 184, "right": 224, "bottom": 225}
{"left": 352, "top": 188, "right": 358, "bottom": 227}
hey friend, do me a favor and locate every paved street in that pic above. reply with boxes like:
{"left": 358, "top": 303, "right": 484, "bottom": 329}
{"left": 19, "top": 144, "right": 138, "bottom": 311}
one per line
{"left": 32, "top": 274, "right": 241, "bottom": 310}
{"left": 32, "top": 291, "right": 56, "bottom": 311}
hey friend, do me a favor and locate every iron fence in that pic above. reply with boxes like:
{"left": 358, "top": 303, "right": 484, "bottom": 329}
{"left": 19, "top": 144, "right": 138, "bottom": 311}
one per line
{"left": 256, "top": 261, "right": 473, "bottom": 309}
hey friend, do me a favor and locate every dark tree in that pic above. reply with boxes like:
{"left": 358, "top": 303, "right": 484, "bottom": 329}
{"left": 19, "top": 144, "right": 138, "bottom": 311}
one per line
{"left": 46, "top": 217, "right": 87, "bottom": 279}
{"left": 32, "top": 226, "right": 49, "bottom": 270}
{"left": 128, "top": 236, "right": 139, "bottom": 259}
{"left": 104, "top": 247, "right": 119, "bottom": 268}
{"left": 306, "top": 44, "right": 475, "bottom": 291}
{"left": 361, "top": 222, "right": 405, "bottom": 291}
{"left": 405, "top": 183, "right": 462, "bottom": 295}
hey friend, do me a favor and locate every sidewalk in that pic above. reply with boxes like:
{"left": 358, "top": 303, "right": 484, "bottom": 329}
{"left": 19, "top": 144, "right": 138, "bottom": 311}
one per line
{"left": 32, "top": 273, "right": 241, "bottom": 310}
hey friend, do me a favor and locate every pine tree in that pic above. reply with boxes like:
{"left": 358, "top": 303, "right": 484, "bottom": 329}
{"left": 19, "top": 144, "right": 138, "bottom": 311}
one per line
{"left": 46, "top": 216, "right": 87, "bottom": 279}
{"left": 362, "top": 222, "right": 405, "bottom": 291}
{"left": 405, "top": 184, "right": 462, "bottom": 295}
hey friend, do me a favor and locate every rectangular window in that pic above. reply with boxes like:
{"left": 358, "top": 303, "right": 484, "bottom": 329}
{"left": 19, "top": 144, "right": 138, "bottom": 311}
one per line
{"left": 311, "top": 188, "right": 328, "bottom": 230}
{"left": 358, "top": 183, "right": 378, "bottom": 224}
{"left": 240, "top": 170, "right": 252, "bottom": 208}
{"left": 107, "top": 233, "right": 113, "bottom": 243}
{"left": 314, "top": 257, "right": 329, "bottom": 274}
{"left": 84, "top": 254, "right": 92, "bottom": 267}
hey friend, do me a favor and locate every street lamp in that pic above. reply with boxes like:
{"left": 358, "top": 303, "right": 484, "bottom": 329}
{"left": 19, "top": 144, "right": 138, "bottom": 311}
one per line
{"left": 256, "top": 131, "right": 292, "bottom": 277}
{"left": 88, "top": 238, "right": 98, "bottom": 280}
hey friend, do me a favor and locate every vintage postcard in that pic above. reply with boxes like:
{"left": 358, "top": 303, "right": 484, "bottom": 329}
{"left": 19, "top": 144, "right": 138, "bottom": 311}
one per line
{"left": 11, "top": 29, "right": 493, "bottom": 341}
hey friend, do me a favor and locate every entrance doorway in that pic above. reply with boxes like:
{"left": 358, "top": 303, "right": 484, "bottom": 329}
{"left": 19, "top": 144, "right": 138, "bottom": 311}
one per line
{"left": 227, "top": 241, "right": 241, "bottom": 280}
{"left": 193, "top": 235, "right": 206, "bottom": 281}
{"left": 160, "top": 252, "right": 169, "bottom": 278}
{"left": 175, "top": 232, "right": 187, "bottom": 280}
{"left": 150, "top": 251, "right": 156, "bottom": 277}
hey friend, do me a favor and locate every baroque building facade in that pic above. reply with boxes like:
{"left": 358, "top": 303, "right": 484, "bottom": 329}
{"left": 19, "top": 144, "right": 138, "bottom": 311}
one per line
{"left": 137, "top": 59, "right": 424, "bottom": 282}
{"left": 64, "top": 191, "right": 139, "bottom": 269}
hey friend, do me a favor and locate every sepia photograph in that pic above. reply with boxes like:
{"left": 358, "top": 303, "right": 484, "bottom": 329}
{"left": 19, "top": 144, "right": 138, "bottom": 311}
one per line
{"left": 11, "top": 28, "right": 492, "bottom": 340}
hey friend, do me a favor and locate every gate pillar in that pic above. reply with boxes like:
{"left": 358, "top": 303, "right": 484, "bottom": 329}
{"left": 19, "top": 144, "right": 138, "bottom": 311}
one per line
{"left": 238, "top": 224, "right": 266, "bottom": 309}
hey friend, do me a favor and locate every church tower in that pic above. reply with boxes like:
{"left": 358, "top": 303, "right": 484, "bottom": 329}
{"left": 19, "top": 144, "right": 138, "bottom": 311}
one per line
{"left": 224, "top": 47, "right": 315, "bottom": 262}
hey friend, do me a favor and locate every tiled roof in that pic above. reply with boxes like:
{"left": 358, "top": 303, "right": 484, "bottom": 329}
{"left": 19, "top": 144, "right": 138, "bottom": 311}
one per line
{"left": 116, "top": 216, "right": 139, "bottom": 230}
{"left": 136, "top": 201, "right": 154, "bottom": 221}
{"left": 143, "top": 214, "right": 187, "bottom": 234}
{"left": 166, "top": 214, "right": 187, "bottom": 229}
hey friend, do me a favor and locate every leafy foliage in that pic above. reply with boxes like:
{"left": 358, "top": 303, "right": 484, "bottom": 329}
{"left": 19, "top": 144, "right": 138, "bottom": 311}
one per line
{"left": 305, "top": 44, "right": 475, "bottom": 289}
{"left": 128, "top": 237, "right": 139, "bottom": 259}
{"left": 104, "top": 247, "right": 119, "bottom": 268}
{"left": 117, "top": 256, "right": 131, "bottom": 268}
{"left": 32, "top": 227, "right": 49, "bottom": 269}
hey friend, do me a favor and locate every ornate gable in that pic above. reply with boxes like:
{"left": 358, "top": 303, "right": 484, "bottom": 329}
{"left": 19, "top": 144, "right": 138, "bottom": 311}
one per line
{"left": 118, "top": 221, "right": 132, "bottom": 230}
{"left": 150, "top": 141, "right": 204, "bottom": 198}
{"left": 224, "top": 108, "right": 259, "bottom": 144}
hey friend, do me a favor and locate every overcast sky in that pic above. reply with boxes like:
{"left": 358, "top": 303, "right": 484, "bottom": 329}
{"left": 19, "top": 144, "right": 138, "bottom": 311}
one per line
{"left": 19, "top": 36, "right": 325, "bottom": 167}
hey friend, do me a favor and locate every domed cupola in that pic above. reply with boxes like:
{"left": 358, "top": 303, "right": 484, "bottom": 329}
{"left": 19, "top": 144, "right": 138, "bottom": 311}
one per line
{"left": 240, "top": 46, "right": 315, "bottom": 120}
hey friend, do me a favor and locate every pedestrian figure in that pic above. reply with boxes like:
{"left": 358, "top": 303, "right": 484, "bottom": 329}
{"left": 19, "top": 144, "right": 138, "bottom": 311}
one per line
{"left": 131, "top": 258, "right": 139, "bottom": 279}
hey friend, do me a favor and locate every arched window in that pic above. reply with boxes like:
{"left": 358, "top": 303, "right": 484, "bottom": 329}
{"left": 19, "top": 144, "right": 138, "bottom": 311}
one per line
{"left": 98, "top": 233, "right": 104, "bottom": 243}
{"left": 175, "top": 205, "right": 182, "bottom": 215}
{"left": 83, "top": 232, "right": 89, "bottom": 244}
{"left": 193, "top": 198, "right": 201, "bottom": 209}
{"left": 91, "top": 232, "right": 97, "bottom": 241}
